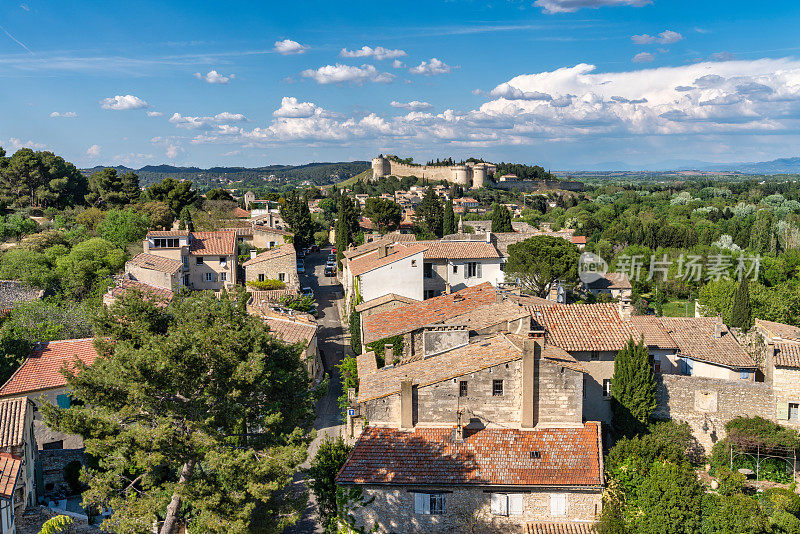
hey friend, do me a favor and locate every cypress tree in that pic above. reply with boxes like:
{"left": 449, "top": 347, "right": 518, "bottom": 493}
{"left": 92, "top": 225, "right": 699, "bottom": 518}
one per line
{"left": 491, "top": 203, "right": 512, "bottom": 233}
{"left": 611, "top": 335, "right": 656, "bottom": 437}
{"left": 443, "top": 199, "right": 456, "bottom": 236}
{"left": 730, "top": 277, "right": 752, "bottom": 330}
{"left": 335, "top": 215, "right": 348, "bottom": 268}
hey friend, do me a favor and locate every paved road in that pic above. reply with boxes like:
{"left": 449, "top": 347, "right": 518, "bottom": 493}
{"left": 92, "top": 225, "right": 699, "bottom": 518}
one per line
{"left": 286, "top": 247, "right": 347, "bottom": 534}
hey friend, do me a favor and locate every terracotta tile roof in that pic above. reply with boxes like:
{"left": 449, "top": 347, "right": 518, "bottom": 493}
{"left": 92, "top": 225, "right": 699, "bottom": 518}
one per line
{"left": 629, "top": 316, "right": 677, "bottom": 350}
{"left": 0, "top": 338, "right": 99, "bottom": 397}
{"left": 231, "top": 207, "right": 250, "bottom": 218}
{"left": 349, "top": 243, "right": 428, "bottom": 277}
{"left": 506, "top": 336, "right": 588, "bottom": 374}
{"left": 446, "top": 302, "right": 529, "bottom": 332}
{"left": 571, "top": 236, "right": 588, "bottom": 245}
{"left": 526, "top": 523, "right": 596, "bottom": 534}
{"left": 756, "top": 319, "right": 800, "bottom": 343}
{"left": 357, "top": 334, "right": 522, "bottom": 403}
{"left": 336, "top": 422, "right": 602, "bottom": 487}
{"left": 127, "top": 252, "right": 183, "bottom": 275}
{"left": 419, "top": 241, "right": 500, "bottom": 260}
{"left": 147, "top": 230, "right": 189, "bottom": 237}
{"left": 248, "top": 288, "right": 299, "bottom": 304}
{"left": 242, "top": 243, "right": 296, "bottom": 266}
{"left": 0, "top": 398, "right": 28, "bottom": 448}
{"left": 659, "top": 317, "right": 755, "bottom": 368}
{"left": 221, "top": 227, "right": 254, "bottom": 237}
{"left": 189, "top": 231, "right": 237, "bottom": 256}
{"left": 504, "top": 293, "right": 556, "bottom": 307}
{"left": 0, "top": 453, "right": 21, "bottom": 499}
{"left": 774, "top": 343, "right": 800, "bottom": 368}
{"left": 343, "top": 234, "right": 417, "bottom": 260}
{"left": 585, "top": 272, "right": 631, "bottom": 291}
{"left": 529, "top": 304, "right": 634, "bottom": 352}
{"left": 362, "top": 283, "right": 497, "bottom": 344}
{"left": 106, "top": 279, "right": 174, "bottom": 304}
{"left": 355, "top": 293, "right": 421, "bottom": 313}
{"left": 264, "top": 316, "right": 317, "bottom": 347}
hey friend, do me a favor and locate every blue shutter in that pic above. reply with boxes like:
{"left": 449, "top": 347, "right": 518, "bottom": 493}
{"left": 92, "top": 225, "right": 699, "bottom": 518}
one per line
{"left": 56, "top": 394, "right": 71, "bottom": 409}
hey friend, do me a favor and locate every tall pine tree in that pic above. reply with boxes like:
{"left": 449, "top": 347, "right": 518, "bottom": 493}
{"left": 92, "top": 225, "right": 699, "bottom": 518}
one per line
{"left": 611, "top": 335, "right": 656, "bottom": 437}
{"left": 490, "top": 203, "right": 513, "bottom": 233}
{"left": 443, "top": 198, "right": 456, "bottom": 236}
{"left": 730, "top": 277, "right": 752, "bottom": 329}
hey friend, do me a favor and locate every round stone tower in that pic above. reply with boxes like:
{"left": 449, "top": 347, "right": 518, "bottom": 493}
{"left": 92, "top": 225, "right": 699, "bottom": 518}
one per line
{"left": 471, "top": 163, "right": 487, "bottom": 189}
{"left": 452, "top": 165, "right": 468, "bottom": 186}
{"left": 371, "top": 156, "right": 389, "bottom": 180}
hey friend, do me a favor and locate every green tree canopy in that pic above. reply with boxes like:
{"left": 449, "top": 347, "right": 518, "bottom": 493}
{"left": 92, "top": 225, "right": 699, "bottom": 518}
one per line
{"left": 204, "top": 188, "right": 234, "bottom": 202}
{"left": 443, "top": 198, "right": 456, "bottom": 236}
{"left": 363, "top": 197, "right": 401, "bottom": 234}
{"left": 730, "top": 277, "right": 752, "bottom": 329}
{"left": 611, "top": 336, "right": 657, "bottom": 437}
{"left": 42, "top": 290, "right": 315, "bottom": 534}
{"left": 280, "top": 191, "right": 316, "bottom": 249}
{"left": 0, "top": 148, "right": 88, "bottom": 209}
{"left": 505, "top": 235, "right": 580, "bottom": 297}
{"left": 308, "top": 436, "right": 354, "bottom": 531}
{"left": 97, "top": 208, "right": 151, "bottom": 249}
{"left": 416, "top": 187, "right": 444, "bottom": 238}
{"left": 86, "top": 169, "right": 140, "bottom": 208}
{"left": 146, "top": 177, "right": 198, "bottom": 216}
{"left": 490, "top": 202, "right": 513, "bottom": 233}
{"left": 54, "top": 237, "right": 125, "bottom": 298}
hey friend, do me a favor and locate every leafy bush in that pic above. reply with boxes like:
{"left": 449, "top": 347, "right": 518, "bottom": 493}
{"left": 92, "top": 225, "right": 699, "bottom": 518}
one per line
{"left": 246, "top": 279, "right": 285, "bottom": 291}
{"left": 366, "top": 335, "right": 405, "bottom": 367}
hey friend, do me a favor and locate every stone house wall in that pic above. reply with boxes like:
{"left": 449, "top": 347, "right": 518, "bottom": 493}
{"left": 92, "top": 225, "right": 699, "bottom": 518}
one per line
{"left": 345, "top": 485, "right": 600, "bottom": 534}
{"left": 244, "top": 253, "right": 299, "bottom": 290}
{"left": 771, "top": 366, "right": 800, "bottom": 430}
{"left": 39, "top": 449, "right": 85, "bottom": 497}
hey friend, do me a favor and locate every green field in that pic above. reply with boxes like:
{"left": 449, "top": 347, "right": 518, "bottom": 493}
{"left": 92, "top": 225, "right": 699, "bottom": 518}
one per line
{"left": 661, "top": 300, "right": 695, "bottom": 317}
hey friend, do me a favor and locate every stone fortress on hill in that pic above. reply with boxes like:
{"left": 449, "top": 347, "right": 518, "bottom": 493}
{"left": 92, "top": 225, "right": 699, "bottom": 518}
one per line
{"left": 371, "top": 155, "right": 496, "bottom": 189}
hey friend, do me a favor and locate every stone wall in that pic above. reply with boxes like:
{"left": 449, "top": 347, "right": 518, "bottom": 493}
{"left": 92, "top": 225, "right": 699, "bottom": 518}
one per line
{"left": 387, "top": 162, "right": 455, "bottom": 183}
{"left": 654, "top": 374, "right": 775, "bottom": 453}
{"left": 345, "top": 486, "right": 600, "bottom": 534}
{"left": 244, "top": 252, "right": 299, "bottom": 290}
{"left": 535, "top": 360, "right": 583, "bottom": 425}
{"left": 39, "top": 448, "right": 85, "bottom": 497}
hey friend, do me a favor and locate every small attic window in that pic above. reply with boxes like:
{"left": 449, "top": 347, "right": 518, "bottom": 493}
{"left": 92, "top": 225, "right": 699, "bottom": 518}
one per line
{"left": 530, "top": 451, "right": 541, "bottom": 459}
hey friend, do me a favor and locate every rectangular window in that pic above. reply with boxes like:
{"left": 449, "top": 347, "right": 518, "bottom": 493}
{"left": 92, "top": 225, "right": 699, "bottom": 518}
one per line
{"left": 183, "top": 274, "right": 189, "bottom": 286}
{"left": 491, "top": 493, "right": 508, "bottom": 516}
{"left": 219, "top": 256, "right": 227, "bottom": 266}
{"left": 424, "top": 263, "right": 433, "bottom": 278}
{"left": 205, "top": 273, "right": 213, "bottom": 282}
{"left": 491, "top": 494, "right": 524, "bottom": 516}
{"left": 681, "top": 357, "right": 693, "bottom": 376}
{"left": 652, "top": 354, "right": 661, "bottom": 374}
{"left": 550, "top": 494, "right": 566, "bottom": 516}
{"left": 196, "top": 256, "right": 204, "bottom": 265}
{"left": 509, "top": 494, "right": 524, "bottom": 515}
{"left": 466, "top": 262, "right": 478, "bottom": 278}
{"left": 220, "top": 272, "right": 227, "bottom": 282}
{"left": 790, "top": 403, "right": 800, "bottom": 422}
{"left": 182, "top": 256, "right": 189, "bottom": 268}
{"left": 603, "top": 379, "right": 612, "bottom": 398}
{"left": 590, "top": 351, "right": 600, "bottom": 361}
{"left": 424, "top": 290, "right": 436, "bottom": 300}
{"left": 452, "top": 264, "right": 458, "bottom": 274}
{"left": 258, "top": 274, "right": 265, "bottom": 282}
{"left": 56, "top": 394, "right": 71, "bottom": 409}
{"left": 278, "top": 273, "right": 286, "bottom": 282}
{"left": 153, "top": 238, "right": 179, "bottom": 248}
{"left": 459, "top": 381, "right": 468, "bottom": 397}
{"left": 740, "top": 370, "right": 750, "bottom": 380}
{"left": 414, "top": 493, "right": 445, "bottom": 515}
{"left": 492, "top": 379, "right": 504, "bottom": 396}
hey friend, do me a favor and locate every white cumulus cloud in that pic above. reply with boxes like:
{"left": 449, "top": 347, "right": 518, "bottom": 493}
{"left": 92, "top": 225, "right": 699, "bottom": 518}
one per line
{"left": 390, "top": 100, "right": 433, "bottom": 111}
{"left": 409, "top": 58, "right": 452, "bottom": 76}
{"left": 86, "top": 144, "right": 101, "bottom": 157}
{"left": 100, "top": 94, "right": 148, "bottom": 110}
{"left": 146, "top": 111, "right": 163, "bottom": 117}
{"left": 632, "top": 30, "right": 683, "bottom": 45}
{"left": 534, "top": 0, "right": 650, "bottom": 13}
{"left": 633, "top": 52, "right": 655, "bottom": 63}
{"left": 169, "top": 112, "right": 248, "bottom": 129}
{"left": 340, "top": 46, "right": 407, "bottom": 60}
{"left": 194, "top": 70, "right": 234, "bottom": 84}
{"left": 274, "top": 39, "right": 308, "bottom": 55}
{"left": 301, "top": 64, "right": 394, "bottom": 85}
{"left": 50, "top": 111, "right": 77, "bottom": 118}
{"left": 273, "top": 97, "right": 320, "bottom": 118}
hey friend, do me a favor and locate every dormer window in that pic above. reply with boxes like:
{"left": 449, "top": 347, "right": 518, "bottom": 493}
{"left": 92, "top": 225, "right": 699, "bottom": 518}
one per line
{"left": 153, "top": 238, "right": 179, "bottom": 248}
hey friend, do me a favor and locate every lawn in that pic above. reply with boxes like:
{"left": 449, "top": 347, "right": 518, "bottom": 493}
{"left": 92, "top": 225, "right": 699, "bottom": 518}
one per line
{"left": 661, "top": 300, "right": 695, "bottom": 317}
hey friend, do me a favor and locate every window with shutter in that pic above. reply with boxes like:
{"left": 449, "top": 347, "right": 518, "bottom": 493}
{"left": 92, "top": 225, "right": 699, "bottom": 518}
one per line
{"left": 56, "top": 394, "right": 71, "bottom": 409}
{"left": 550, "top": 494, "right": 566, "bottom": 516}
{"left": 777, "top": 401, "right": 790, "bottom": 420}
{"left": 790, "top": 403, "right": 800, "bottom": 421}
{"left": 414, "top": 493, "right": 426, "bottom": 514}
{"left": 509, "top": 494, "right": 524, "bottom": 515}
{"left": 491, "top": 493, "right": 508, "bottom": 516}
{"left": 476, "top": 262, "right": 482, "bottom": 278}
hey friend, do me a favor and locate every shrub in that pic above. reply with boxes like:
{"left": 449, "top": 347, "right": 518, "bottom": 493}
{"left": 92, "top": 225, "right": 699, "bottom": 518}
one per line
{"left": 365, "top": 335, "right": 405, "bottom": 367}
{"left": 246, "top": 279, "right": 285, "bottom": 291}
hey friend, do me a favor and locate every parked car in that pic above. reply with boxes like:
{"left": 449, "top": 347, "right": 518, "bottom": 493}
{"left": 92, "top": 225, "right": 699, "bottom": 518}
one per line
{"left": 297, "top": 261, "right": 305, "bottom": 274}
{"left": 331, "top": 247, "right": 337, "bottom": 254}
{"left": 324, "top": 265, "right": 336, "bottom": 277}
{"left": 327, "top": 254, "right": 336, "bottom": 263}
{"left": 301, "top": 286, "right": 313, "bottom": 298}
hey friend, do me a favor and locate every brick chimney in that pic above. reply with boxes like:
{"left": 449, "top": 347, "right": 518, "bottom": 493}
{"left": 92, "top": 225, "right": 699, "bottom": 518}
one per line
{"left": 714, "top": 320, "right": 723, "bottom": 339}
{"left": 378, "top": 244, "right": 389, "bottom": 259}
{"left": 385, "top": 344, "right": 394, "bottom": 363}
{"left": 400, "top": 380, "right": 413, "bottom": 430}
{"left": 521, "top": 336, "right": 540, "bottom": 428}
{"left": 618, "top": 298, "right": 632, "bottom": 319}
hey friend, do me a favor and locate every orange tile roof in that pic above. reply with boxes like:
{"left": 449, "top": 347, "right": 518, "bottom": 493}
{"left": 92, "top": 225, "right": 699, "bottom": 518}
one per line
{"left": 107, "top": 279, "right": 174, "bottom": 304}
{"left": 526, "top": 523, "right": 596, "bottom": 534}
{"left": 571, "top": 236, "right": 588, "bottom": 245}
{"left": 629, "top": 316, "right": 677, "bottom": 350}
{"left": 127, "top": 252, "right": 182, "bottom": 275}
{"left": 264, "top": 316, "right": 317, "bottom": 347}
{"left": 189, "top": 231, "right": 237, "bottom": 256}
{"left": 0, "top": 398, "right": 28, "bottom": 448}
{"left": 336, "top": 422, "right": 602, "bottom": 487}
{"left": 357, "top": 333, "right": 522, "bottom": 402}
{"left": 147, "top": 230, "right": 189, "bottom": 237}
{"left": 774, "top": 343, "right": 800, "bottom": 368}
{"left": 530, "top": 304, "right": 634, "bottom": 352}
{"left": 0, "top": 338, "right": 99, "bottom": 397}
{"left": 354, "top": 293, "right": 421, "bottom": 313}
{"left": 362, "top": 282, "right": 497, "bottom": 343}
{"left": 756, "top": 319, "right": 800, "bottom": 343}
{"left": 0, "top": 453, "right": 21, "bottom": 499}
{"left": 342, "top": 233, "right": 417, "bottom": 260}
{"left": 242, "top": 243, "right": 296, "bottom": 266}
{"left": 659, "top": 317, "right": 755, "bottom": 368}
{"left": 349, "top": 243, "right": 428, "bottom": 277}
{"left": 231, "top": 207, "right": 250, "bottom": 218}
{"left": 419, "top": 241, "right": 500, "bottom": 260}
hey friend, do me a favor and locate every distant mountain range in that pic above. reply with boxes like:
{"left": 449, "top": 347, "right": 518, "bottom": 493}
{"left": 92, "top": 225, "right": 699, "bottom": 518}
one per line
{"left": 557, "top": 156, "right": 800, "bottom": 175}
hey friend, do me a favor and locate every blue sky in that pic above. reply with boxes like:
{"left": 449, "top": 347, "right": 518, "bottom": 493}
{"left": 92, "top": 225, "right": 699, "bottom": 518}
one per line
{"left": 3, "top": 0, "right": 800, "bottom": 170}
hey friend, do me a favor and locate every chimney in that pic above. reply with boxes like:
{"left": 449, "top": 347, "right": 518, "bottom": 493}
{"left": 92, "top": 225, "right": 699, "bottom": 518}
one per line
{"left": 714, "top": 321, "right": 723, "bottom": 339}
{"left": 445, "top": 282, "right": 452, "bottom": 295}
{"left": 250, "top": 250, "right": 258, "bottom": 259}
{"left": 766, "top": 341, "right": 775, "bottom": 361}
{"left": 378, "top": 244, "right": 389, "bottom": 259}
{"left": 618, "top": 298, "right": 632, "bottom": 319}
{"left": 400, "top": 380, "right": 413, "bottom": 430}
{"left": 486, "top": 231, "right": 492, "bottom": 243}
{"left": 521, "top": 337, "right": 539, "bottom": 428}
{"left": 385, "top": 344, "right": 394, "bottom": 363}
{"left": 453, "top": 410, "right": 465, "bottom": 443}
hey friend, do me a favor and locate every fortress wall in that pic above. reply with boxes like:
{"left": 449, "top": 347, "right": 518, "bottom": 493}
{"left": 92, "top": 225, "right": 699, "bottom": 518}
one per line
{"left": 388, "top": 162, "right": 455, "bottom": 183}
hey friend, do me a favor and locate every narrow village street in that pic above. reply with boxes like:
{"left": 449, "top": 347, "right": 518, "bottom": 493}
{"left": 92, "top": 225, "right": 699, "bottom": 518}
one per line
{"left": 286, "top": 247, "right": 347, "bottom": 534}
